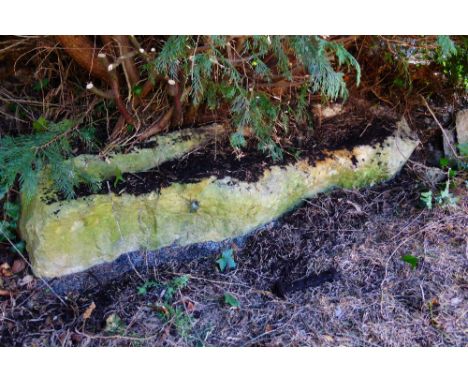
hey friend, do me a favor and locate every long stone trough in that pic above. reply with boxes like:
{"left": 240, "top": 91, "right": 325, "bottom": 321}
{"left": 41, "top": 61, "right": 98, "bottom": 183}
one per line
{"left": 20, "top": 119, "right": 419, "bottom": 280}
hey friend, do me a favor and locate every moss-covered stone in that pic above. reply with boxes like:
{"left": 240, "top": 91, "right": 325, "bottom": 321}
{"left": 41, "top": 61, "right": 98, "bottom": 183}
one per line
{"left": 20, "top": 119, "right": 418, "bottom": 278}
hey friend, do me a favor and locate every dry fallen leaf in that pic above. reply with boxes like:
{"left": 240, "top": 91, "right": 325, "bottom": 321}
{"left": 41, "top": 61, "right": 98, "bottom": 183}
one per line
{"left": 0, "top": 263, "right": 13, "bottom": 278}
{"left": 83, "top": 302, "right": 96, "bottom": 320}
{"left": 152, "top": 303, "right": 170, "bottom": 316}
{"left": 185, "top": 300, "right": 195, "bottom": 312}
{"left": 0, "top": 289, "right": 12, "bottom": 297}
{"left": 11, "top": 259, "right": 26, "bottom": 274}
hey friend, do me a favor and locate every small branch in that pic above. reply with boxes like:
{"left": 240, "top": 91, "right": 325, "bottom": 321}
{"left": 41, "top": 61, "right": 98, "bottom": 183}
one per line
{"left": 137, "top": 108, "right": 174, "bottom": 141}
{"left": 167, "top": 78, "right": 183, "bottom": 127}
{"left": 55, "top": 36, "right": 111, "bottom": 85}
{"left": 420, "top": 95, "right": 461, "bottom": 159}
{"left": 113, "top": 35, "right": 140, "bottom": 88}
{"left": 86, "top": 82, "right": 114, "bottom": 100}
{"left": 98, "top": 53, "right": 136, "bottom": 128}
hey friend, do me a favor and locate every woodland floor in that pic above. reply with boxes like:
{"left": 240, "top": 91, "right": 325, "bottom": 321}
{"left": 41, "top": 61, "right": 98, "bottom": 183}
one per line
{"left": 1, "top": 98, "right": 467, "bottom": 346}
{"left": 1, "top": 163, "right": 467, "bottom": 346}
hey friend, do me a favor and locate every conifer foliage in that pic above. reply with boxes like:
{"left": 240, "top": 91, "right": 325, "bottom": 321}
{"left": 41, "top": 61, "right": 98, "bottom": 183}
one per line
{"left": 0, "top": 35, "right": 463, "bottom": 204}
{"left": 0, "top": 119, "right": 98, "bottom": 201}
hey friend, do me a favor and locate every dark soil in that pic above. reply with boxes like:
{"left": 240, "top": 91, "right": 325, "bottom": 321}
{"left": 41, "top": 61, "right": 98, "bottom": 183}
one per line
{"left": 1, "top": 163, "right": 467, "bottom": 346}
{"left": 68, "top": 111, "right": 396, "bottom": 200}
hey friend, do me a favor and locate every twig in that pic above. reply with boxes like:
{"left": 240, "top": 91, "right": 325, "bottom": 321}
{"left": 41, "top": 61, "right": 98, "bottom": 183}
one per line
{"left": 420, "top": 95, "right": 460, "bottom": 159}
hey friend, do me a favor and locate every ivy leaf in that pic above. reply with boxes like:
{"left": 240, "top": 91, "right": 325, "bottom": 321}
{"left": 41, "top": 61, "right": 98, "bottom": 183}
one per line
{"left": 401, "top": 254, "right": 419, "bottom": 269}
{"left": 216, "top": 248, "right": 236, "bottom": 272}
{"left": 224, "top": 293, "right": 240, "bottom": 308}
{"left": 216, "top": 257, "right": 227, "bottom": 272}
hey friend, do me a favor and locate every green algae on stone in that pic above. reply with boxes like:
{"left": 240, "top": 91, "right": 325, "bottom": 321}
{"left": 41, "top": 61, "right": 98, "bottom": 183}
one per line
{"left": 20, "top": 119, "right": 419, "bottom": 278}
{"left": 70, "top": 123, "right": 226, "bottom": 181}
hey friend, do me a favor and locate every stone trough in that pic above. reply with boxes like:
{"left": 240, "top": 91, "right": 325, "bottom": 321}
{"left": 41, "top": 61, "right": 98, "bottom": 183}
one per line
{"left": 20, "top": 119, "right": 419, "bottom": 281}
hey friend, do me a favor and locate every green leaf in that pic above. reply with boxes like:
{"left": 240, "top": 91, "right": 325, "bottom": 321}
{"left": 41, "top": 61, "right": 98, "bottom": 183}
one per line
{"left": 33, "top": 116, "right": 48, "bottom": 132}
{"left": 104, "top": 313, "right": 125, "bottom": 334}
{"left": 420, "top": 191, "right": 433, "bottom": 209}
{"left": 216, "top": 248, "right": 236, "bottom": 272}
{"left": 164, "top": 275, "right": 190, "bottom": 302}
{"left": 223, "top": 293, "right": 240, "bottom": 308}
{"left": 436, "top": 36, "right": 457, "bottom": 60}
{"left": 0, "top": 221, "right": 15, "bottom": 241}
{"left": 170, "top": 275, "right": 190, "bottom": 289}
{"left": 137, "top": 280, "right": 158, "bottom": 295}
{"left": 216, "top": 257, "right": 227, "bottom": 272}
{"left": 14, "top": 240, "right": 25, "bottom": 253}
{"left": 4, "top": 201, "right": 20, "bottom": 220}
{"left": 439, "top": 157, "right": 449, "bottom": 168}
{"left": 132, "top": 85, "right": 143, "bottom": 96}
{"left": 230, "top": 131, "right": 247, "bottom": 148}
{"left": 401, "top": 254, "right": 419, "bottom": 269}
{"left": 113, "top": 168, "right": 124, "bottom": 188}
{"left": 33, "top": 78, "right": 49, "bottom": 92}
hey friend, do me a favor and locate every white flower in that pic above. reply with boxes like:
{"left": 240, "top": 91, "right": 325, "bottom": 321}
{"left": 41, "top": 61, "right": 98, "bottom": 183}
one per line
{"left": 86, "top": 82, "right": 94, "bottom": 90}
{"left": 168, "top": 79, "right": 176, "bottom": 86}
{"left": 139, "top": 48, "right": 145, "bottom": 53}
{"left": 107, "top": 64, "right": 115, "bottom": 72}
{"left": 150, "top": 47, "right": 156, "bottom": 52}
{"left": 97, "top": 53, "right": 106, "bottom": 58}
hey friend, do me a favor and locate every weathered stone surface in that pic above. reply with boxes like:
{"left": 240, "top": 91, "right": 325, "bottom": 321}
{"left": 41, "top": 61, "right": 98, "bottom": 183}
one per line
{"left": 20, "top": 119, "right": 418, "bottom": 278}
{"left": 455, "top": 109, "right": 468, "bottom": 146}
{"left": 69, "top": 123, "right": 226, "bottom": 181}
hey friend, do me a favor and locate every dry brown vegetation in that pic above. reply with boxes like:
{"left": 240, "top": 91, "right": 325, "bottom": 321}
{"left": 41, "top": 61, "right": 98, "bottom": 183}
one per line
{"left": 1, "top": 164, "right": 466, "bottom": 346}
